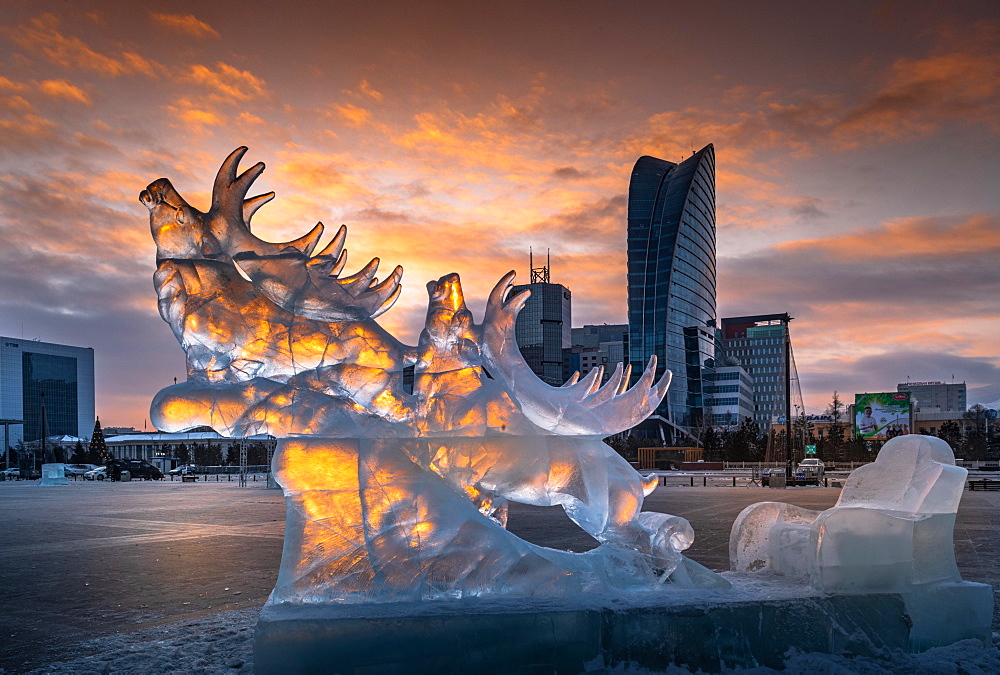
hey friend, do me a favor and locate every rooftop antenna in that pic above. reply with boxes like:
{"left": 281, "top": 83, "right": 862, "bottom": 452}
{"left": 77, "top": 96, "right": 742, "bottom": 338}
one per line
{"left": 530, "top": 247, "right": 550, "bottom": 284}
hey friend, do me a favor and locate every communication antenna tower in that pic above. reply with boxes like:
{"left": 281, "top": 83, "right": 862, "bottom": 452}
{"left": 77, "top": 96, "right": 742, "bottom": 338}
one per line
{"left": 529, "top": 247, "right": 550, "bottom": 284}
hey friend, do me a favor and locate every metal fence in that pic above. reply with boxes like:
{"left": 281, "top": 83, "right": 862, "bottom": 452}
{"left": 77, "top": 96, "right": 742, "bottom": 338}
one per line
{"left": 189, "top": 465, "right": 270, "bottom": 475}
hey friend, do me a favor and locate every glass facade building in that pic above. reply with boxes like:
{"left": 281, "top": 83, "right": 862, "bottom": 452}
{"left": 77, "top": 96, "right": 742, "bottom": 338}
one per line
{"left": 718, "top": 314, "right": 792, "bottom": 430}
{"left": 510, "top": 281, "right": 572, "bottom": 386}
{"left": 703, "top": 365, "right": 755, "bottom": 426}
{"left": 0, "top": 337, "right": 95, "bottom": 448}
{"left": 627, "top": 146, "right": 717, "bottom": 442}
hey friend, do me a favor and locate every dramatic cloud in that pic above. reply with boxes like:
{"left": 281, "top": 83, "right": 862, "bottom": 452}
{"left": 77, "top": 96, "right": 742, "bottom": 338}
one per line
{"left": 6, "top": 13, "right": 160, "bottom": 78}
{"left": 0, "top": 2, "right": 996, "bottom": 427}
{"left": 721, "top": 215, "right": 1000, "bottom": 313}
{"left": 719, "top": 214, "right": 1000, "bottom": 410}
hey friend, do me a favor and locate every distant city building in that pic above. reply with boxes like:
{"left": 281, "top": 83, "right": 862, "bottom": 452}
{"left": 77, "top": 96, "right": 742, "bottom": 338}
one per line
{"left": 896, "top": 381, "right": 966, "bottom": 412}
{"left": 703, "top": 363, "right": 755, "bottom": 427}
{"left": 718, "top": 314, "right": 794, "bottom": 430}
{"left": 0, "top": 336, "right": 95, "bottom": 448}
{"left": 21, "top": 434, "right": 88, "bottom": 455}
{"left": 627, "top": 146, "right": 717, "bottom": 442}
{"left": 511, "top": 255, "right": 571, "bottom": 386}
{"left": 102, "top": 426, "right": 143, "bottom": 436}
{"left": 913, "top": 409, "right": 985, "bottom": 437}
{"left": 105, "top": 430, "right": 276, "bottom": 470}
{"left": 564, "top": 324, "right": 627, "bottom": 383}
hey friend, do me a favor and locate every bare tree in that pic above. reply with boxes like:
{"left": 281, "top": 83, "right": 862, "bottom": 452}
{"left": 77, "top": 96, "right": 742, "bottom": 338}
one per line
{"left": 963, "top": 405, "right": 989, "bottom": 460}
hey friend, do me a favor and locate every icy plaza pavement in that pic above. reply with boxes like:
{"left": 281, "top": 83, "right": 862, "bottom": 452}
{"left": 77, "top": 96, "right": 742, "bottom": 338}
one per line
{"left": 0, "top": 480, "right": 997, "bottom": 673}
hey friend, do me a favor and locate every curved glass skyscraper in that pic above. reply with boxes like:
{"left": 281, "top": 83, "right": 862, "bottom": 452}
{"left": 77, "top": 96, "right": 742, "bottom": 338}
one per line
{"left": 627, "top": 145, "right": 716, "bottom": 442}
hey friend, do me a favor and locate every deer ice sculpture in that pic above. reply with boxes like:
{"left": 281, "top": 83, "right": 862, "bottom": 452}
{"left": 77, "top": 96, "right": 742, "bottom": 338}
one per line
{"left": 142, "top": 148, "right": 728, "bottom": 603}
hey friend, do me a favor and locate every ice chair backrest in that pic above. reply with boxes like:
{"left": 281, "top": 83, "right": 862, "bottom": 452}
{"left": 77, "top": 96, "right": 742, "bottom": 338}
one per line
{"left": 835, "top": 435, "right": 966, "bottom": 515}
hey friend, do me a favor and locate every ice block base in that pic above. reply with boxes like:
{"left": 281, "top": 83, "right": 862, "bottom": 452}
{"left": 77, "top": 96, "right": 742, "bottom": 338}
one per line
{"left": 254, "top": 577, "right": 992, "bottom": 673}
{"left": 40, "top": 463, "right": 68, "bottom": 486}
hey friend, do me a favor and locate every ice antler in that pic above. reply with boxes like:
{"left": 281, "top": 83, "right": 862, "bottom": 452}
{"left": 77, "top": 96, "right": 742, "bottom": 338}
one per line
{"left": 209, "top": 147, "right": 403, "bottom": 321}
{"left": 480, "top": 271, "right": 671, "bottom": 435}
{"left": 141, "top": 147, "right": 403, "bottom": 321}
{"left": 233, "top": 221, "right": 403, "bottom": 321}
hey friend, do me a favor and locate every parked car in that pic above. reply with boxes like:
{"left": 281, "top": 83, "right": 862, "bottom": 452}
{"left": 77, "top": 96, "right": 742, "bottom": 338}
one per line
{"left": 107, "top": 459, "right": 164, "bottom": 480}
{"left": 1, "top": 468, "right": 19, "bottom": 478}
{"left": 84, "top": 466, "right": 107, "bottom": 480}
{"left": 168, "top": 465, "right": 194, "bottom": 476}
{"left": 797, "top": 458, "right": 825, "bottom": 473}
{"left": 64, "top": 463, "right": 98, "bottom": 477}
{"left": 762, "top": 465, "right": 822, "bottom": 487}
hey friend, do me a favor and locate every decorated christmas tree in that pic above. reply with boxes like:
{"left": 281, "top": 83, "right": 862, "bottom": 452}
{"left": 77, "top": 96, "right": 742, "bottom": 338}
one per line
{"left": 89, "top": 417, "right": 110, "bottom": 465}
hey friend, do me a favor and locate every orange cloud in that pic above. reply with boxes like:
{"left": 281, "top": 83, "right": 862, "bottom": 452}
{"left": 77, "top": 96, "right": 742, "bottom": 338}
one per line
{"left": 836, "top": 47, "right": 1000, "bottom": 142}
{"left": 150, "top": 12, "right": 220, "bottom": 39}
{"left": 7, "top": 13, "right": 161, "bottom": 78}
{"left": 0, "top": 76, "right": 30, "bottom": 93}
{"left": 777, "top": 214, "right": 1000, "bottom": 260}
{"left": 185, "top": 62, "right": 268, "bottom": 101}
{"left": 165, "top": 99, "right": 225, "bottom": 128}
{"left": 333, "top": 103, "right": 373, "bottom": 127}
{"left": 38, "top": 79, "right": 91, "bottom": 105}
{"left": 0, "top": 113, "right": 57, "bottom": 141}
{"left": 628, "top": 29, "right": 999, "bottom": 163}
{"left": 0, "top": 95, "right": 34, "bottom": 113}
{"left": 342, "top": 78, "right": 383, "bottom": 102}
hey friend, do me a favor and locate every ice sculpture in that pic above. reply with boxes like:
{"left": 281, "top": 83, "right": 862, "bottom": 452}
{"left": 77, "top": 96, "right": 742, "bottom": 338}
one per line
{"left": 731, "top": 435, "right": 969, "bottom": 592}
{"left": 142, "top": 148, "right": 728, "bottom": 603}
{"left": 40, "top": 463, "right": 68, "bottom": 486}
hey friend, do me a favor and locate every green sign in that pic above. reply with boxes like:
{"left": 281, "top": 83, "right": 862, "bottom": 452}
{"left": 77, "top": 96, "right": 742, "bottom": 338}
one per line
{"left": 805, "top": 445, "right": 817, "bottom": 455}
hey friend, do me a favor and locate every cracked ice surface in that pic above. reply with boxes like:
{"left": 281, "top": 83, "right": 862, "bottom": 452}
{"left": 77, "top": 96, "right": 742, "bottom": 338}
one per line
{"left": 144, "top": 149, "right": 725, "bottom": 605}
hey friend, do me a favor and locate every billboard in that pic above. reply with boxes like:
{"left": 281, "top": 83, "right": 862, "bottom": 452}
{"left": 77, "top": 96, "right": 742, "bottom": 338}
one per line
{"left": 855, "top": 392, "right": 911, "bottom": 440}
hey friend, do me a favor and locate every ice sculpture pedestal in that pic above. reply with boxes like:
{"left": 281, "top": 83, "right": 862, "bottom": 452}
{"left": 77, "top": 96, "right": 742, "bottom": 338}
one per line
{"left": 254, "top": 576, "right": 992, "bottom": 673}
{"left": 40, "top": 463, "right": 68, "bottom": 486}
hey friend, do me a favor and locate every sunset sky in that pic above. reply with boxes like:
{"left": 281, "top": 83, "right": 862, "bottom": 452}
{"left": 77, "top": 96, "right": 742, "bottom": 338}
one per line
{"left": 1, "top": 0, "right": 998, "bottom": 429}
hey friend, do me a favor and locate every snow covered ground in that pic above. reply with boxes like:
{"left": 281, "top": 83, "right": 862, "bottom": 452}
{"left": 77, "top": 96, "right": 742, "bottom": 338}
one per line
{"left": 3, "top": 483, "right": 996, "bottom": 674}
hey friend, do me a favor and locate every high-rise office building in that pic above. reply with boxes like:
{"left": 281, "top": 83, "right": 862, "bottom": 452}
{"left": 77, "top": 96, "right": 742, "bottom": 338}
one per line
{"left": 627, "top": 146, "right": 717, "bottom": 442}
{"left": 511, "top": 259, "right": 571, "bottom": 387}
{"left": 564, "top": 324, "right": 628, "bottom": 384}
{"left": 718, "top": 314, "right": 793, "bottom": 429}
{"left": 896, "top": 381, "right": 966, "bottom": 412}
{"left": 0, "top": 337, "right": 95, "bottom": 448}
{"left": 703, "top": 363, "right": 755, "bottom": 427}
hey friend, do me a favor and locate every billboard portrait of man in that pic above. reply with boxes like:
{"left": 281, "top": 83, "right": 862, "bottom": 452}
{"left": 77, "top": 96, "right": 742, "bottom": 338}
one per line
{"left": 857, "top": 406, "right": 877, "bottom": 436}
{"left": 855, "top": 392, "right": 911, "bottom": 441}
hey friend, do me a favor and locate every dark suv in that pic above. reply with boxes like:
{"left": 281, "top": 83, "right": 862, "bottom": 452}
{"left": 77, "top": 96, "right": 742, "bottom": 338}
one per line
{"left": 108, "top": 459, "right": 163, "bottom": 481}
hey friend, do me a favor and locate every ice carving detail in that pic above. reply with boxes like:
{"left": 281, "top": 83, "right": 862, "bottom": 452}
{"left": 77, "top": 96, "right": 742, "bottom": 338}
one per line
{"left": 143, "top": 148, "right": 725, "bottom": 604}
